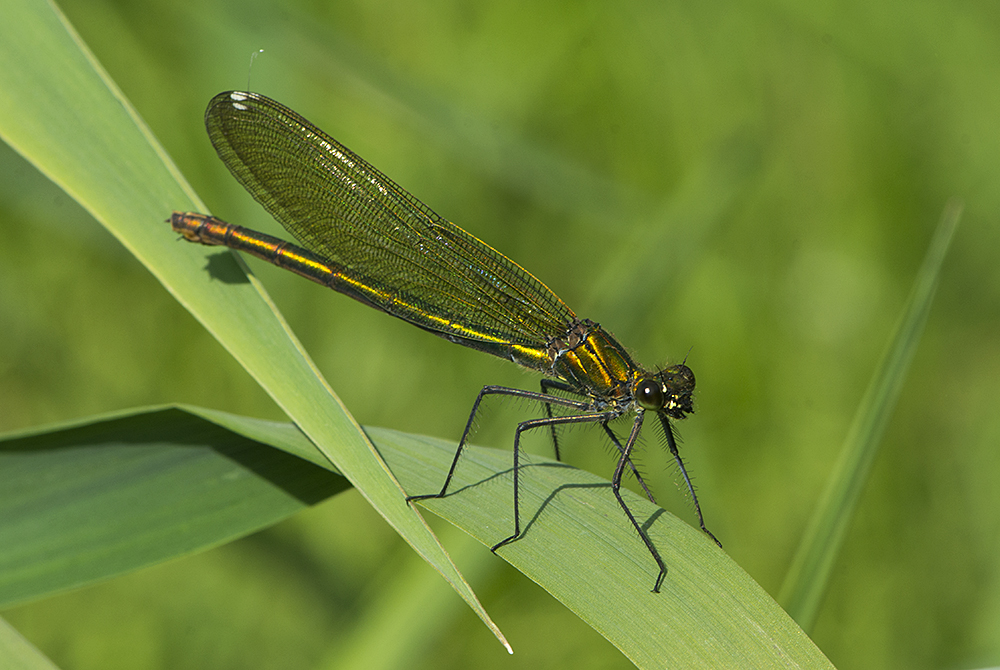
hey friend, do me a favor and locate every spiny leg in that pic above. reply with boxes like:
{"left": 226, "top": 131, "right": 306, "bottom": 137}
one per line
{"left": 540, "top": 379, "right": 650, "bottom": 494}
{"left": 540, "top": 378, "right": 576, "bottom": 461}
{"left": 491, "top": 410, "right": 618, "bottom": 552}
{"left": 611, "top": 411, "right": 669, "bottom": 593}
{"left": 657, "top": 413, "right": 722, "bottom": 548}
{"left": 406, "top": 385, "right": 590, "bottom": 504}
{"left": 602, "top": 423, "right": 657, "bottom": 504}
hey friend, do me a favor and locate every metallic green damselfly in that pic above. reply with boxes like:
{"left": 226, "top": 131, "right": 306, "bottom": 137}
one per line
{"left": 171, "top": 91, "right": 720, "bottom": 592}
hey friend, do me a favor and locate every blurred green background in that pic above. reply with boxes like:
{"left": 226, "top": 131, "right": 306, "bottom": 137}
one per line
{"left": 1, "top": 0, "right": 999, "bottom": 668}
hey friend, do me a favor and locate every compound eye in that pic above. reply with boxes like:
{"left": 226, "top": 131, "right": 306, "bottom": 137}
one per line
{"left": 636, "top": 379, "right": 664, "bottom": 410}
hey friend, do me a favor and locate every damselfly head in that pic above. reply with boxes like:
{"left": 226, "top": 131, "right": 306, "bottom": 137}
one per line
{"left": 634, "top": 364, "right": 695, "bottom": 418}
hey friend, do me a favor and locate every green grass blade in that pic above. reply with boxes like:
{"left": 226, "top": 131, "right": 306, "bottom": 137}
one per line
{"left": 0, "top": 617, "right": 60, "bottom": 670}
{"left": 3, "top": 405, "right": 833, "bottom": 668}
{"left": 377, "top": 427, "right": 834, "bottom": 668}
{"left": 0, "top": 0, "right": 505, "bottom": 649}
{"left": 779, "top": 200, "right": 963, "bottom": 631}
{"left": 0, "top": 406, "right": 347, "bottom": 609}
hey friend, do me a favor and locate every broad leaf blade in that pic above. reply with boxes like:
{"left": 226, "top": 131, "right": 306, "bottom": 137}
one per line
{"left": 1, "top": 406, "right": 833, "bottom": 668}
{"left": 376, "top": 426, "right": 833, "bottom": 669}
{"left": 0, "top": 406, "right": 347, "bottom": 609}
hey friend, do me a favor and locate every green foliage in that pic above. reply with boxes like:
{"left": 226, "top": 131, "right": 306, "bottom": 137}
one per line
{"left": 0, "top": 407, "right": 832, "bottom": 667}
{"left": 0, "top": 407, "right": 348, "bottom": 609}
